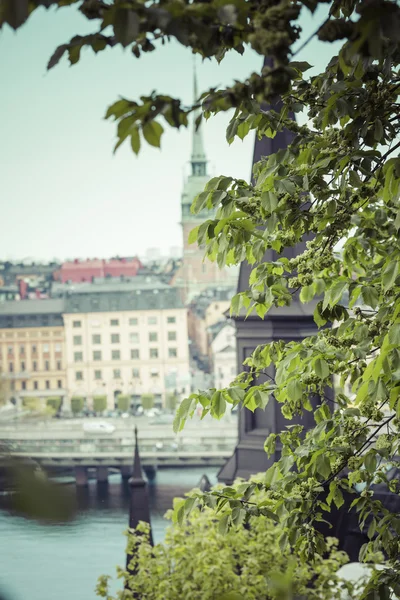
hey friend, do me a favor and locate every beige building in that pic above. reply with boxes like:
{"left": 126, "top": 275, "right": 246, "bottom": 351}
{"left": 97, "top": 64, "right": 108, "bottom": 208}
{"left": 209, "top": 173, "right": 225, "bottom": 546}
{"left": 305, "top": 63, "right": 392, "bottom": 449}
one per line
{"left": 63, "top": 282, "right": 190, "bottom": 409}
{"left": 210, "top": 321, "right": 237, "bottom": 389}
{"left": 0, "top": 299, "right": 66, "bottom": 409}
{"left": 188, "top": 288, "right": 234, "bottom": 361}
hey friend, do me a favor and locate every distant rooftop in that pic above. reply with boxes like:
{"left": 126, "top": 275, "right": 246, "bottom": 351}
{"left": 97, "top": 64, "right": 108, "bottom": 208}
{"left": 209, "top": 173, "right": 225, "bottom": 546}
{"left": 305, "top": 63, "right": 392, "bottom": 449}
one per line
{"left": 51, "top": 276, "right": 170, "bottom": 297}
{"left": 0, "top": 298, "right": 64, "bottom": 316}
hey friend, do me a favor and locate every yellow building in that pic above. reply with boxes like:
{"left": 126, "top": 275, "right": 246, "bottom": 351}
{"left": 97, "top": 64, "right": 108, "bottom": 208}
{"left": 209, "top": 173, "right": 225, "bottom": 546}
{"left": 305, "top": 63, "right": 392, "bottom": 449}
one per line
{"left": 0, "top": 299, "right": 67, "bottom": 409}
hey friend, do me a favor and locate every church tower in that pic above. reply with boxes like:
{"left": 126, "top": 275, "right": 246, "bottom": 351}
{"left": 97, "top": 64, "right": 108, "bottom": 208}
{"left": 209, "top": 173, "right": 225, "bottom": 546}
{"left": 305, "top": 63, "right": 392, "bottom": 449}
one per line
{"left": 177, "top": 66, "right": 236, "bottom": 302}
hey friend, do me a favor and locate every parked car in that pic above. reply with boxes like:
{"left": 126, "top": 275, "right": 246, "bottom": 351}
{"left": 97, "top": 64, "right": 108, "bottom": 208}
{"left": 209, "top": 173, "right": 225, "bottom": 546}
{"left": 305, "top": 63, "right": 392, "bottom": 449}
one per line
{"left": 83, "top": 421, "right": 115, "bottom": 435}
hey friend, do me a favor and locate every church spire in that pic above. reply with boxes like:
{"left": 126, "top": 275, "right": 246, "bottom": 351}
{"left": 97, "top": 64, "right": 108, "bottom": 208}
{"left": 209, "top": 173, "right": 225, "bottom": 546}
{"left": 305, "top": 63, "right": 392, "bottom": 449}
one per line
{"left": 191, "top": 60, "right": 207, "bottom": 176}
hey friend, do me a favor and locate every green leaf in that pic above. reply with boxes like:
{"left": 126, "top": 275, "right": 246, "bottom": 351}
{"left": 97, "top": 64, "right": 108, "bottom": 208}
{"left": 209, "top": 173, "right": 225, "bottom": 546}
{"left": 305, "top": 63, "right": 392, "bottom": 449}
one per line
{"left": 261, "top": 191, "right": 278, "bottom": 213}
{"left": 316, "top": 454, "right": 331, "bottom": 479}
{"left": 287, "top": 379, "right": 302, "bottom": 402}
{"left": 218, "top": 513, "right": 230, "bottom": 535}
{"left": 142, "top": 120, "right": 163, "bottom": 148}
{"left": 314, "top": 358, "right": 330, "bottom": 379}
{"left": 382, "top": 260, "right": 399, "bottom": 292}
{"left": 130, "top": 126, "right": 140, "bottom": 154}
{"left": 188, "top": 226, "right": 199, "bottom": 245}
{"left": 211, "top": 390, "right": 226, "bottom": 418}
{"left": 361, "top": 286, "right": 379, "bottom": 309}
{"left": 113, "top": 9, "right": 139, "bottom": 47}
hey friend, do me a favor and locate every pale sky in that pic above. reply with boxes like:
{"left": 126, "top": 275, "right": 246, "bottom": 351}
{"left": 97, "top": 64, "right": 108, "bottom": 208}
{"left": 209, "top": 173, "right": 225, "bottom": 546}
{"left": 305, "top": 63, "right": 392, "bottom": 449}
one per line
{"left": 0, "top": 5, "right": 335, "bottom": 262}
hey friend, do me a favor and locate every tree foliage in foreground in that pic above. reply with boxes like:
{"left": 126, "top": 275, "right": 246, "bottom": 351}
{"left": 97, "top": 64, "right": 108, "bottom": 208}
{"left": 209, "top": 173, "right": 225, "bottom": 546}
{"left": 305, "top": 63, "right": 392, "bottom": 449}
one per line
{"left": 2, "top": 0, "right": 400, "bottom": 596}
{"left": 96, "top": 484, "right": 352, "bottom": 600}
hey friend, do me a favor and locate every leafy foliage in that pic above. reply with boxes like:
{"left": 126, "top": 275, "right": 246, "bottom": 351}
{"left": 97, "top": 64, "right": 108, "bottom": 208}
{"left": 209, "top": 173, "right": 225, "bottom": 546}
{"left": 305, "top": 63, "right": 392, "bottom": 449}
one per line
{"left": 117, "top": 394, "right": 130, "bottom": 413}
{"left": 71, "top": 395, "right": 84, "bottom": 414}
{"left": 93, "top": 395, "right": 107, "bottom": 414}
{"left": 97, "top": 482, "right": 352, "bottom": 600}
{"left": 141, "top": 393, "right": 155, "bottom": 411}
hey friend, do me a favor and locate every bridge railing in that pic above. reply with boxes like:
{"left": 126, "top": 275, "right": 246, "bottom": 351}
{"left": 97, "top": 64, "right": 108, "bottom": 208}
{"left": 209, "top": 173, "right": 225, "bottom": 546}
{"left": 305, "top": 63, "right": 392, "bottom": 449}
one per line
{"left": 4, "top": 436, "right": 238, "bottom": 456}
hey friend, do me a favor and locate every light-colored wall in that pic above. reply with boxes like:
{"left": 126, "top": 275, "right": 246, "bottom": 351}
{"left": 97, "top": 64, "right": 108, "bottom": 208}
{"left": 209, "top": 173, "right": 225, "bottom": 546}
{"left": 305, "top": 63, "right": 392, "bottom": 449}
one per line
{"left": 0, "top": 326, "right": 66, "bottom": 403}
{"left": 211, "top": 323, "right": 237, "bottom": 389}
{"left": 63, "top": 308, "right": 190, "bottom": 409}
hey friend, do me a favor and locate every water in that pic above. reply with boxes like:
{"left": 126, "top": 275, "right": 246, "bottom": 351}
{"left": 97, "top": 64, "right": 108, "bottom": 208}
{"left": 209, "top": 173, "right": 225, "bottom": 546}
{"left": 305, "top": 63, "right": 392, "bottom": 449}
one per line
{"left": 0, "top": 468, "right": 218, "bottom": 600}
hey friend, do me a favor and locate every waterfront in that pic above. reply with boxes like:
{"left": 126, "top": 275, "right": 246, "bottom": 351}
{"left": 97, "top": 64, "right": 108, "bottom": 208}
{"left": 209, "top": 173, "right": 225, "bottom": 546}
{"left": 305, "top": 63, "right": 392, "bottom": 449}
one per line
{"left": 0, "top": 468, "right": 218, "bottom": 600}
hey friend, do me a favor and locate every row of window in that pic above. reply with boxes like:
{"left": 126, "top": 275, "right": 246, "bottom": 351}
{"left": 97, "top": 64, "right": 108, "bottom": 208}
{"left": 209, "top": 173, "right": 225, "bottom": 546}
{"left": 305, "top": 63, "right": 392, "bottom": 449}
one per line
{"left": 73, "top": 331, "right": 177, "bottom": 345}
{"left": 7, "top": 360, "right": 63, "bottom": 373}
{"left": 73, "top": 347, "right": 178, "bottom": 361}
{"left": 72, "top": 316, "right": 177, "bottom": 328}
{"left": 12, "top": 379, "right": 63, "bottom": 391}
{"left": 4, "top": 343, "right": 62, "bottom": 355}
{"left": 76, "top": 367, "right": 145, "bottom": 381}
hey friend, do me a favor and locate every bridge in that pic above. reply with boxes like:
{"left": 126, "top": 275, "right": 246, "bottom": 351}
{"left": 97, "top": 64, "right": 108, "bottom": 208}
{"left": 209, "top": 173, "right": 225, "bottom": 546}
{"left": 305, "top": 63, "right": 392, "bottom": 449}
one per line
{"left": 0, "top": 416, "right": 238, "bottom": 485}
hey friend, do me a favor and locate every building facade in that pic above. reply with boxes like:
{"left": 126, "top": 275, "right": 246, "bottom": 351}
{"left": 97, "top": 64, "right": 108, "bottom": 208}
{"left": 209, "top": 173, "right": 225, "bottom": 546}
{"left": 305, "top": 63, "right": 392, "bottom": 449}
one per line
{"left": 210, "top": 321, "right": 237, "bottom": 389}
{"left": 0, "top": 299, "right": 67, "bottom": 409}
{"left": 63, "top": 283, "right": 190, "bottom": 409}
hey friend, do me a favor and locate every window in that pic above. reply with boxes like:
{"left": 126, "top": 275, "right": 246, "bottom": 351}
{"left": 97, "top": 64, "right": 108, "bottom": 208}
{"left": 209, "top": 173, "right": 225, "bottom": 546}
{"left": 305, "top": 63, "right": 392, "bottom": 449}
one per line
{"left": 111, "top": 333, "right": 120, "bottom": 344}
{"left": 21, "top": 381, "right": 26, "bottom": 390}
{"left": 9, "top": 363, "right": 13, "bottom": 373}
{"left": 46, "top": 380, "right": 50, "bottom": 389}
{"left": 129, "top": 318, "right": 138, "bottom": 326}
{"left": 55, "top": 343, "right": 62, "bottom": 352}
{"left": 43, "top": 343, "right": 49, "bottom": 352}
{"left": 75, "top": 371, "right": 83, "bottom": 381}
{"left": 73, "top": 336, "right": 82, "bottom": 346}
{"left": 167, "top": 331, "right": 177, "bottom": 341}
{"left": 110, "top": 319, "right": 119, "bottom": 326}
{"left": 7, "top": 345, "right": 13, "bottom": 356}
{"left": 151, "top": 368, "right": 159, "bottom": 377}
{"left": 168, "top": 348, "right": 177, "bottom": 358}
{"left": 33, "top": 381, "right": 38, "bottom": 390}
{"left": 19, "top": 345, "right": 25, "bottom": 355}
{"left": 130, "top": 349, "right": 140, "bottom": 360}
{"left": 149, "top": 332, "right": 158, "bottom": 342}
{"left": 148, "top": 316, "right": 157, "bottom": 325}
{"left": 92, "top": 334, "right": 101, "bottom": 344}
{"left": 32, "top": 345, "right": 37, "bottom": 354}
{"left": 167, "top": 316, "right": 176, "bottom": 324}
{"left": 93, "top": 350, "right": 102, "bottom": 361}
{"left": 94, "top": 370, "right": 102, "bottom": 380}
{"left": 33, "top": 361, "right": 37, "bottom": 371}
{"left": 45, "top": 360, "right": 50, "bottom": 370}
{"left": 132, "top": 368, "right": 140, "bottom": 378}
{"left": 74, "top": 352, "right": 83, "bottom": 363}
{"left": 150, "top": 348, "right": 159, "bottom": 359}
{"left": 57, "top": 360, "right": 62, "bottom": 370}
{"left": 130, "top": 332, "right": 139, "bottom": 343}
{"left": 57, "top": 380, "right": 62, "bottom": 389}
{"left": 112, "top": 350, "right": 121, "bottom": 360}
{"left": 21, "top": 361, "right": 25, "bottom": 371}
{"left": 113, "top": 369, "right": 121, "bottom": 379}
{"left": 73, "top": 320, "right": 82, "bottom": 328}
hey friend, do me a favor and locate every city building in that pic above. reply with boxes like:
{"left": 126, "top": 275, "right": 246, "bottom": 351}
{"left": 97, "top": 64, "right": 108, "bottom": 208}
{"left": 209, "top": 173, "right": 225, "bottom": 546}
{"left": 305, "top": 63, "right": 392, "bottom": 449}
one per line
{"left": 171, "top": 71, "right": 238, "bottom": 302}
{"left": 187, "top": 287, "right": 234, "bottom": 368}
{"left": 53, "top": 257, "right": 142, "bottom": 284}
{"left": 0, "top": 299, "right": 67, "bottom": 409}
{"left": 63, "top": 281, "right": 190, "bottom": 410}
{"left": 210, "top": 321, "right": 237, "bottom": 389}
